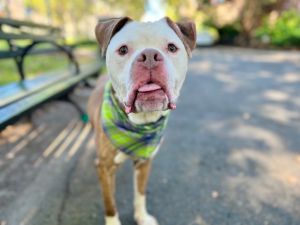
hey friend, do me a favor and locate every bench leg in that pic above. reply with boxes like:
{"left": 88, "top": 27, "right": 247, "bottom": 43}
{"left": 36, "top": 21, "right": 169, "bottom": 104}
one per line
{"left": 83, "top": 80, "right": 94, "bottom": 88}
{"left": 62, "top": 96, "right": 89, "bottom": 123}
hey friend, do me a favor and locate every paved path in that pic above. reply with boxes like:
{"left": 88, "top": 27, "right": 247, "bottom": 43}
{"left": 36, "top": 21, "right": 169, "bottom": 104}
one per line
{"left": 1, "top": 47, "right": 300, "bottom": 225}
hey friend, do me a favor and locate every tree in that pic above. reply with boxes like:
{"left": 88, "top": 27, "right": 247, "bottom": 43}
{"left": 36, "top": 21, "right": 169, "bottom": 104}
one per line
{"left": 105, "top": 0, "right": 145, "bottom": 20}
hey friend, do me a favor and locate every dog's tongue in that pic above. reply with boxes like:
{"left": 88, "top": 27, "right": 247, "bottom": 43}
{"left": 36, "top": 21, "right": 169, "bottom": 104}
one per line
{"left": 138, "top": 83, "right": 161, "bottom": 92}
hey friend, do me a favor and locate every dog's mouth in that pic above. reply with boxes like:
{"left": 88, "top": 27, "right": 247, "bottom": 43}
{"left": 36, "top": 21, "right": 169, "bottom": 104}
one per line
{"left": 124, "top": 82, "right": 176, "bottom": 114}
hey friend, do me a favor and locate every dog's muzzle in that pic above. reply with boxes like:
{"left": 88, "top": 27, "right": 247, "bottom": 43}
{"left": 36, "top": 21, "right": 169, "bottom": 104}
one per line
{"left": 124, "top": 49, "right": 176, "bottom": 113}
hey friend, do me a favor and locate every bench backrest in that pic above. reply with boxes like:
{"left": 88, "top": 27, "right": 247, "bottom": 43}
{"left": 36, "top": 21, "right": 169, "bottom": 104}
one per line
{"left": 0, "top": 18, "right": 62, "bottom": 41}
{"left": 0, "top": 18, "right": 79, "bottom": 80}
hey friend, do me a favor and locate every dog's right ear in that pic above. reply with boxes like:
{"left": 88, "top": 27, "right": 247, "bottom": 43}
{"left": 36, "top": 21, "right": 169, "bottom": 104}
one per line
{"left": 95, "top": 17, "right": 132, "bottom": 57}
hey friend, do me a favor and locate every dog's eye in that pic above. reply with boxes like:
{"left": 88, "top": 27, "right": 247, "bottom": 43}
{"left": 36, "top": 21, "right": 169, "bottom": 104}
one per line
{"left": 118, "top": 45, "right": 128, "bottom": 55}
{"left": 167, "top": 43, "right": 178, "bottom": 53}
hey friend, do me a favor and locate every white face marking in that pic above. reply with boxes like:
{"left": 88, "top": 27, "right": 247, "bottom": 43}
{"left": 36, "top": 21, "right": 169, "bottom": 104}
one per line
{"left": 105, "top": 18, "right": 189, "bottom": 122}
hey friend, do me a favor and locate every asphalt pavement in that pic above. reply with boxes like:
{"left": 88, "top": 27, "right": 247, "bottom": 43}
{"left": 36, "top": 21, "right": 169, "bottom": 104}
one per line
{"left": 0, "top": 47, "right": 300, "bottom": 225}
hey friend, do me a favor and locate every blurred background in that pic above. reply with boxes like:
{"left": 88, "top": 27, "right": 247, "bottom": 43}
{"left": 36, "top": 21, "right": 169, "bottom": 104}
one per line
{"left": 1, "top": 1, "right": 300, "bottom": 225}
{"left": 0, "top": 0, "right": 300, "bottom": 46}
{"left": 1, "top": 0, "right": 299, "bottom": 85}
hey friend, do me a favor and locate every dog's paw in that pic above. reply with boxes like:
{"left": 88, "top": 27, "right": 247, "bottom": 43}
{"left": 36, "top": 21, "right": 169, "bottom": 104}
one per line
{"left": 105, "top": 215, "right": 122, "bottom": 225}
{"left": 134, "top": 214, "right": 159, "bottom": 225}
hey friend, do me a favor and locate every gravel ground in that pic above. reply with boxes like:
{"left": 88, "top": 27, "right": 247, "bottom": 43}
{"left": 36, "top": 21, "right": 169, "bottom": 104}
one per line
{"left": 0, "top": 47, "right": 300, "bottom": 225}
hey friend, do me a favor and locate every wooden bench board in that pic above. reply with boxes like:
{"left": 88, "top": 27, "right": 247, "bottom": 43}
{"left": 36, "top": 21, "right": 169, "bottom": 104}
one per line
{"left": 0, "top": 48, "right": 67, "bottom": 59}
{"left": 0, "top": 70, "right": 72, "bottom": 107}
{"left": 0, "top": 18, "right": 60, "bottom": 31}
{"left": 0, "top": 32, "right": 60, "bottom": 42}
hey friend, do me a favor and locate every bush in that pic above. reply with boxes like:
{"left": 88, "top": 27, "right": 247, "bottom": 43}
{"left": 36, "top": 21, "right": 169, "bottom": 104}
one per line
{"left": 255, "top": 10, "right": 300, "bottom": 47}
{"left": 217, "top": 25, "right": 240, "bottom": 44}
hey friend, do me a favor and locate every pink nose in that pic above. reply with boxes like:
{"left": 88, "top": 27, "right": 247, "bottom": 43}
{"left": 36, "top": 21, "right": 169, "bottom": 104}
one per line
{"left": 136, "top": 49, "right": 163, "bottom": 69}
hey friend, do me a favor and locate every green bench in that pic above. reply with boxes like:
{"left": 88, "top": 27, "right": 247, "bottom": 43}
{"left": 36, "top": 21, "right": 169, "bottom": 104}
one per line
{"left": 0, "top": 18, "right": 103, "bottom": 130}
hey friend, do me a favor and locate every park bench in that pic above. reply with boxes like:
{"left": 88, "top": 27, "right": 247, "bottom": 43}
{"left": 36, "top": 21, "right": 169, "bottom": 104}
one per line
{"left": 0, "top": 18, "right": 103, "bottom": 130}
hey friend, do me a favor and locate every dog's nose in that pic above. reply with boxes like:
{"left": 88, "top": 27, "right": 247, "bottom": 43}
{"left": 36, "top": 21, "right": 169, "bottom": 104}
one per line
{"left": 136, "top": 49, "right": 163, "bottom": 69}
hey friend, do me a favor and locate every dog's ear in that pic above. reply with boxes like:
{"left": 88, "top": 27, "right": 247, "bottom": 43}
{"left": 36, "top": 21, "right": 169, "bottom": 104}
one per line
{"left": 95, "top": 17, "right": 132, "bottom": 57}
{"left": 165, "top": 17, "right": 196, "bottom": 57}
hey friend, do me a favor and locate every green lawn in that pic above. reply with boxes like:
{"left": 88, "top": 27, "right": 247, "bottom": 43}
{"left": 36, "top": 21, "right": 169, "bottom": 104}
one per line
{"left": 0, "top": 41, "right": 99, "bottom": 86}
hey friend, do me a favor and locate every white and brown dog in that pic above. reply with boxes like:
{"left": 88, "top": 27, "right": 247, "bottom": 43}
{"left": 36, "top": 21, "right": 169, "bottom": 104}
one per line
{"left": 88, "top": 17, "right": 196, "bottom": 225}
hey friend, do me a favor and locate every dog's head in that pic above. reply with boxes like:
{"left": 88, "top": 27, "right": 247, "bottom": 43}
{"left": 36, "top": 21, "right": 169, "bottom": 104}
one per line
{"left": 95, "top": 17, "right": 196, "bottom": 113}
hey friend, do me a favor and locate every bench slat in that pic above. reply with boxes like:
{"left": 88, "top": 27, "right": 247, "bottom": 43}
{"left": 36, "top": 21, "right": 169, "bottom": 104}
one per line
{"left": 0, "top": 32, "right": 60, "bottom": 42}
{"left": 0, "top": 48, "right": 67, "bottom": 59}
{"left": 0, "top": 18, "right": 60, "bottom": 31}
{"left": 0, "top": 70, "right": 71, "bottom": 107}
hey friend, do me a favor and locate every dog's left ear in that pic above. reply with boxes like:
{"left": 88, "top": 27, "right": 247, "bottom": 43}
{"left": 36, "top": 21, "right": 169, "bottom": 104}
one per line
{"left": 165, "top": 17, "right": 196, "bottom": 57}
{"left": 95, "top": 17, "right": 132, "bottom": 57}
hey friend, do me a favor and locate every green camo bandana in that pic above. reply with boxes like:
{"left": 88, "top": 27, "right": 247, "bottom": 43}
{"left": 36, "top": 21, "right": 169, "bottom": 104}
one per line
{"left": 101, "top": 81, "right": 169, "bottom": 159}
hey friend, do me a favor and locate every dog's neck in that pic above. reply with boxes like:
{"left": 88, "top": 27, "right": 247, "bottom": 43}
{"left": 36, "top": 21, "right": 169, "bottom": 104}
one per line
{"left": 128, "top": 111, "right": 168, "bottom": 125}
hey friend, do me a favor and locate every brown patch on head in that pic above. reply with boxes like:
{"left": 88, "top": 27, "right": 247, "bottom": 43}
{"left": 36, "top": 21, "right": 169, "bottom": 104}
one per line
{"left": 165, "top": 17, "right": 197, "bottom": 57}
{"left": 95, "top": 17, "right": 132, "bottom": 56}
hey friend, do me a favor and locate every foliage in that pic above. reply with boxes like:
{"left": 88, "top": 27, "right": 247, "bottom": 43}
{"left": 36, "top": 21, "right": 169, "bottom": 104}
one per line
{"left": 217, "top": 24, "right": 240, "bottom": 44}
{"left": 105, "top": 0, "right": 145, "bottom": 19}
{"left": 25, "top": 0, "right": 95, "bottom": 23}
{"left": 6, "top": 0, "right": 300, "bottom": 47}
{"left": 196, "top": 11, "right": 219, "bottom": 41}
{"left": 255, "top": 10, "right": 300, "bottom": 47}
{"left": 23, "top": 0, "right": 145, "bottom": 39}
{"left": 165, "top": 0, "right": 211, "bottom": 21}
{"left": 165, "top": 1, "right": 219, "bottom": 41}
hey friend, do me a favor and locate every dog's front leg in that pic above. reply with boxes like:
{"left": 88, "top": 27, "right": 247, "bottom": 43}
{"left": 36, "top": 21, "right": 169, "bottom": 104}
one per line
{"left": 134, "top": 160, "right": 159, "bottom": 225}
{"left": 96, "top": 160, "right": 121, "bottom": 225}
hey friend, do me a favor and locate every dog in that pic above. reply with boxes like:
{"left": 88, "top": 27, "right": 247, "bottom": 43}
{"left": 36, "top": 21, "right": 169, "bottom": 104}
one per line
{"left": 88, "top": 16, "right": 196, "bottom": 225}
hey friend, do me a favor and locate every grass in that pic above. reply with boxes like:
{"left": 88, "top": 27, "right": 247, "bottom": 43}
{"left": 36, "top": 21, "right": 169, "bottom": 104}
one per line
{"left": 0, "top": 41, "right": 99, "bottom": 86}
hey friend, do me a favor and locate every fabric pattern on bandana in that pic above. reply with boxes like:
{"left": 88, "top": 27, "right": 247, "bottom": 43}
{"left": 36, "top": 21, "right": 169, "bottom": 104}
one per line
{"left": 101, "top": 81, "right": 169, "bottom": 159}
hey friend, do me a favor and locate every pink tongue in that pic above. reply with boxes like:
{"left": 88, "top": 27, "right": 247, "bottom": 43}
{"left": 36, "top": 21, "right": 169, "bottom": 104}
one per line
{"left": 138, "top": 83, "right": 161, "bottom": 92}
